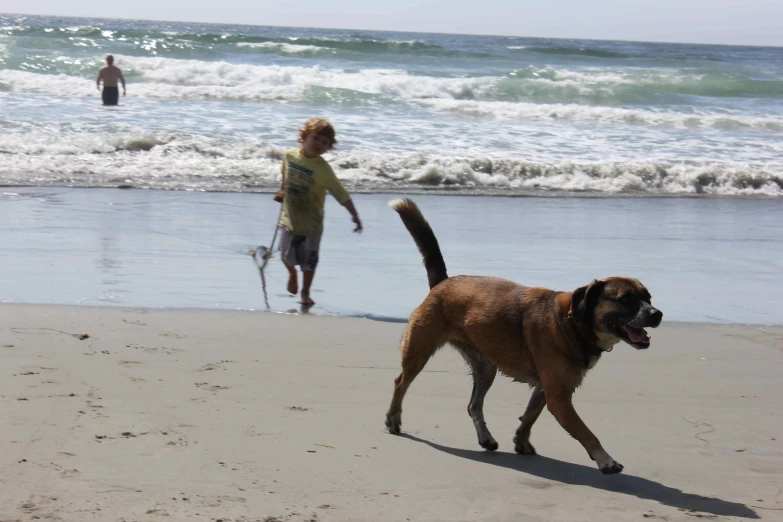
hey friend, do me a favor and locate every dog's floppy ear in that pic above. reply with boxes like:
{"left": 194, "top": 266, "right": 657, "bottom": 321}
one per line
{"left": 569, "top": 279, "right": 606, "bottom": 322}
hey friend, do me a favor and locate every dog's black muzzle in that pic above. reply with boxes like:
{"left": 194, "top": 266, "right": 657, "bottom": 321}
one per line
{"left": 643, "top": 305, "right": 663, "bottom": 328}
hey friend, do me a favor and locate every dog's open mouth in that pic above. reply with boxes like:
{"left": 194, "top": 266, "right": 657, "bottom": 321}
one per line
{"left": 613, "top": 322, "right": 650, "bottom": 349}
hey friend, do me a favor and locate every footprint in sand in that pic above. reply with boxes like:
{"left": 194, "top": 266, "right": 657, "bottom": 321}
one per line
{"left": 161, "top": 332, "right": 188, "bottom": 339}
{"left": 122, "top": 318, "right": 148, "bottom": 326}
{"left": 18, "top": 495, "right": 59, "bottom": 517}
{"left": 128, "top": 343, "right": 185, "bottom": 355}
{"left": 19, "top": 501, "right": 37, "bottom": 514}
{"left": 166, "top": 436, "right": 189, "bottom": 447}
{"left": 202, "top": 495, "right": 247, "bottom": 508}
{"left": 197, "top": 360, "right": 235, "bottom": 372}
{"left": 195, "top": 382, "right": 231, "bottom": 393}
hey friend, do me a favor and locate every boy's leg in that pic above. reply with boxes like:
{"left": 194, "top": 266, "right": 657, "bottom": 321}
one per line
{"left": 301, "top": 269, "right": 316, "bottom": 307}
{"left": 298, "top": 234, "right": 320, "bottom": 307}
{"left": 282, "top": 259, "right": 298, "bottom": 295}
{"left": 278, "top": 227, "right": 299, "bottom": 295}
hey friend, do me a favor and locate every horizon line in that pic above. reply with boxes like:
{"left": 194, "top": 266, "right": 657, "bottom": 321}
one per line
{"left": 2, "top": 11, "right": 782, "bottom": 49}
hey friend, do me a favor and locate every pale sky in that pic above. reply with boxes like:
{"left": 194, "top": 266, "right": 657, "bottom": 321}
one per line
{"left": 3, "top": 0, "right": 782, "bottom": 47}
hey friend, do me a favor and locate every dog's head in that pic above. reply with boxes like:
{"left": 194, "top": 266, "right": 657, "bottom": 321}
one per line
{"left": 569, "top": 277, "right": 662, "bottom": 350}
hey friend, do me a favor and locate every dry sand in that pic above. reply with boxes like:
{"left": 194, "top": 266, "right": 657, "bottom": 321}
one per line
{"left": 1, "top": 304, "right": 781, "bottom": 521}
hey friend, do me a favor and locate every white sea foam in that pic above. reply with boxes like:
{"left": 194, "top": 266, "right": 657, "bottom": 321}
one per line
{"left": 419, "top": 98, "right": 783, "bottom": 131}
{"left": 331, "top": 153, "right": 782, "bottom": 196}
{"left": 236, "top": 42, "right": 326, "bottom": 54}
{"left": 0, "top": 132, "right": 779, "bottom": 196}
{"left": 3, "top": 16, "right": 781, "bottom": 202}
{"left": 3, "top": 58, "right": 779, "bottom": 132}
{"left": 524, "top": 66, "right": 685, "bottom": 86}
{"left": 0, "top": 58, "right": 496, "bottom": 102}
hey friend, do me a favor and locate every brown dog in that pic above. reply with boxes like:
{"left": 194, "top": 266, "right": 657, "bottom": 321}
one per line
{"left": 385, "top": 199, "right": 662, "bottom": 474}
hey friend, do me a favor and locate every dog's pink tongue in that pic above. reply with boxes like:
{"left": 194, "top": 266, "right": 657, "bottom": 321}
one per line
{"left": 624, "top": 326, "right": 649, "bottom": 343}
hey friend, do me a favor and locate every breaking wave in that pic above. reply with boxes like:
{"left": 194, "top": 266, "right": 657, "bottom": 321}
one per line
{"left": 2, "top": 60, "right": 782, "bottom": 131}
{"left": 0, "top": 134, "right": 780, "bottom": 196}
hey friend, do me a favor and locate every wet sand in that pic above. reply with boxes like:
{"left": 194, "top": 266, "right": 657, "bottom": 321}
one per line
{"left": 2, "top": 188, "right": 782, "bottom": 324}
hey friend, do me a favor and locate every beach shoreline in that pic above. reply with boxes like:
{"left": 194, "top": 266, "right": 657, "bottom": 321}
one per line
{"left": 1, "top": 303, "right": 781, "bottom": 521}
{"left": 4, "top": 184, "right": 783, "bottom": 198}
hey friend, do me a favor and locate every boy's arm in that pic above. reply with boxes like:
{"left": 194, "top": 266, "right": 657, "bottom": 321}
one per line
{"left": 96, "top": 69, "right": 102, "bottom": 90}
{"left": 322, "top": 164, "right": 361, "bottom": 233}
{"left": 119, "top": 70, "right": 126, "bottom": 95}
{"left": 343, "top": 199, "right": 362, "bottom": 233}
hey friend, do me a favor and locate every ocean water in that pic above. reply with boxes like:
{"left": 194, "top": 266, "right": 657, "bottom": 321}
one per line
{"left": 1, "top": 16, "right": 781, "bottom": 326}
{"left": 1, "top": 14, "right": 782, "bottom": 196}
{"left": 1, "top": 188, "right": 781, "bottom": 325}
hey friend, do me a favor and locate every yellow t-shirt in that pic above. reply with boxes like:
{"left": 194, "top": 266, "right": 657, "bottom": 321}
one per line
{"left": 278, "top": 148, "right": 351, "bottom": 236}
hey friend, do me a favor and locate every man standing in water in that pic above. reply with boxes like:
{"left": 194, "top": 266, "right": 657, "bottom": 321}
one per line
{"left": 96, "top": 54, "right": 126, "bottom": 106}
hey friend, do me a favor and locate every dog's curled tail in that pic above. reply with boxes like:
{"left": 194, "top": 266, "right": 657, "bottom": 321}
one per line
{"left": 389, "top": 198, "right": 448, "bottom": 290}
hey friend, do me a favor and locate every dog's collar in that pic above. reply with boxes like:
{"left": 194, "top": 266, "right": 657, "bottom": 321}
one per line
{"left": 576, "top": 326, "right": 603, "bottom": 363}
{"left": 558, "top": 303, "right": 601, "bottom": 367}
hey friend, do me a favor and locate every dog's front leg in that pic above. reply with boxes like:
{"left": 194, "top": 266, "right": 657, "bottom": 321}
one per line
{"left": 544, "top": 389, "right": 623, "bottom": 474}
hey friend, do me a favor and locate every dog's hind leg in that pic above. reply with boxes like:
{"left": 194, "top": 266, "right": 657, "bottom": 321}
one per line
{"left": 454, "top": 342, "right": 499, "bottom": 451}
{"left": 513, "top": 386, "right": 546, "bottom": 455}
{"left": 385, "top": 320, "right": 444, "bottom": 435}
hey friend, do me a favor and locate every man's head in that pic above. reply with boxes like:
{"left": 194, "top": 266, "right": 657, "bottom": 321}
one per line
{"left": 105, "top": 54, "right": 114, "bottom": 65}
{"left": 298, "top": 118, "right": 337, "bottom": 152}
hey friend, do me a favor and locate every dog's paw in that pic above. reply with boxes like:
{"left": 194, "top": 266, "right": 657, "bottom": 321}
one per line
{"left": 385, "top": 414, "right": 401, "bottom": 435}
{"left": 599, "top": 460, "right": 624, "bottom": 474}
{"left": 479, "top": 437, "right": 498, "bottom": 451}
{"left": 513, "top": 438, "right": 536, "bottom": 455}
{"left": 593, "top": 449, "right": 623, "bottom": 474}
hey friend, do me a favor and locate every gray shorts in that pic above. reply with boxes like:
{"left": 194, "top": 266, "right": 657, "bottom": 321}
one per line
{"left": 278, "top": 227, "right": 321, "bottom": 271}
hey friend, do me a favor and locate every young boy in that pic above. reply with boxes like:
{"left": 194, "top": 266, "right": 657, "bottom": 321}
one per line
{"left": 276, "top": 118, "right": 362, "bottom": 307}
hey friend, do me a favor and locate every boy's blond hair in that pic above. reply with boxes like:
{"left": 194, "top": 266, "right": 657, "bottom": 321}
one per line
{"left": 298, "top": 118, "right": 337, "bottom": 149}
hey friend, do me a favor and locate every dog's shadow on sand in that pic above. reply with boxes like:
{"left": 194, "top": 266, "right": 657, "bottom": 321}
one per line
{"left": 402, "top": 434, "right": 758, "bottom": 519}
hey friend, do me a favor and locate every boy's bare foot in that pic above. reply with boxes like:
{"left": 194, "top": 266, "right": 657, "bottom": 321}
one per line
{"left": 300, "top": 293, "right": 315, "bottom": 307}
{"left": 287, "top": 273, "right": 298, "bottom": 295}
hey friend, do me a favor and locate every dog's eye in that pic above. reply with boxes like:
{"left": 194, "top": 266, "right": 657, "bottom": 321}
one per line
{"left": 618, "top": 294, "right": 635, "bottom": 304}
